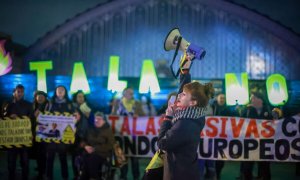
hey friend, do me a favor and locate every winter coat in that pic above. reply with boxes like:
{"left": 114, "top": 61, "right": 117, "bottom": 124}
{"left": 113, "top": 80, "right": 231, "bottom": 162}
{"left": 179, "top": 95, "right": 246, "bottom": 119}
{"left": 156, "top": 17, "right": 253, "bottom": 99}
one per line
{"left": 48, "top": 98, "right": 73, "bottom": 114}
{"left": 242, "top": 105, "right": 272, "bottom": 120}
{"left": 157, "top": 107, "right": 206, "bottom": 180}
{"left": 3, "top": 99, "right": 33, "bottom": 150}
{"left": 83, "top": 123, "right": 114, "bottom": 159}
{"left": 4, "top": 99, "right": 33, "bottom": 118}
{"left": 211, "top": 102, "right": 233, "bottom": 116}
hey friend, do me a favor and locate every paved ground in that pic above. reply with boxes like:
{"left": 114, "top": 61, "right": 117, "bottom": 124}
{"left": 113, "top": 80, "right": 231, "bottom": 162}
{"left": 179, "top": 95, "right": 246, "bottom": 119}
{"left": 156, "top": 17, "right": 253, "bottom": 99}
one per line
{"left": 0, "top": 150, "right": 299, "bottom": 180}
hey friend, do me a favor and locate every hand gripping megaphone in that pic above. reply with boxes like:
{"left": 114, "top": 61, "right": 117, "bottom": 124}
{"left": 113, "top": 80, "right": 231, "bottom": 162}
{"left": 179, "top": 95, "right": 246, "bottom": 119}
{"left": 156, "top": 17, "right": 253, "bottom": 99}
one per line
{"left": 164, "top": 28, "right": 206, "bottom": 78}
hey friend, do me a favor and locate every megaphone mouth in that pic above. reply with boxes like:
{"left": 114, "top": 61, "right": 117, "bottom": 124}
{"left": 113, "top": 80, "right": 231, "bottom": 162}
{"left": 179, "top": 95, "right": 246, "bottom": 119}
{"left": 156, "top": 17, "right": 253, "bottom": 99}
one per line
{"left": 164, "top": 27, "right": 180, "bottom": 51}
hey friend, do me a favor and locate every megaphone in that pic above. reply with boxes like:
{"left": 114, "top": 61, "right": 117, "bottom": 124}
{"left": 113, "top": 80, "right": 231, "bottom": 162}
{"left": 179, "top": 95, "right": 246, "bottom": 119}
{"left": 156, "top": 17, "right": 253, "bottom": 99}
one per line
{"left": 164, "top": 28, "right": 206, "bottom": 78}
{"left": 164, "top": 28, "right": 206, "bottom": 60}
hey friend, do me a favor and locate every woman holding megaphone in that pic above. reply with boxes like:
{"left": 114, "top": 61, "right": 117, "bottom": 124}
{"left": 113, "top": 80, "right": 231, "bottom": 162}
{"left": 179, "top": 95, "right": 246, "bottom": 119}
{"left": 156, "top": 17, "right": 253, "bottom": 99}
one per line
{"left": 144, "top": 51, "right": 214, "bottom": 180}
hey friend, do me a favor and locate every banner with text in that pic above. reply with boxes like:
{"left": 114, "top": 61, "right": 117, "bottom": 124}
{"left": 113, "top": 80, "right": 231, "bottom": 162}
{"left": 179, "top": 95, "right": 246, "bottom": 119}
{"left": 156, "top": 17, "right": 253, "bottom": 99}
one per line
{"left": 107, "top": 115, "right": 300, "bottom": 162}
{"left": 0, "top": 116, "right": 32, "bottom": 148}
{"left": 36, "top": 113, "right": 76, "bottom": 144}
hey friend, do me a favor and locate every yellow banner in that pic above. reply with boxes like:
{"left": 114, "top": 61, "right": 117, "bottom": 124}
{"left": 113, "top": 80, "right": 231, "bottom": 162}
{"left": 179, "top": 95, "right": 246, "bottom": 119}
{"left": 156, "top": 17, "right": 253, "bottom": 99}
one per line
{"left": 0, "top": 116, "right": 32, "bottom": 148}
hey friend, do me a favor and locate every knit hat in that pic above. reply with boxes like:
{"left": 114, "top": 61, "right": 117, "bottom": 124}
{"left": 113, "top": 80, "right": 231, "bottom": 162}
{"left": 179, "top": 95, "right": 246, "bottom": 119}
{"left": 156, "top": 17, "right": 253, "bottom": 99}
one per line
{"left": 94, "top": 111, "right": 104, "bottom": 117}
{"left": 94, "top": 111, "right": 107, "bottom": 122}
{"left": 36, "top": 90, "right": 47, "bottom": 98}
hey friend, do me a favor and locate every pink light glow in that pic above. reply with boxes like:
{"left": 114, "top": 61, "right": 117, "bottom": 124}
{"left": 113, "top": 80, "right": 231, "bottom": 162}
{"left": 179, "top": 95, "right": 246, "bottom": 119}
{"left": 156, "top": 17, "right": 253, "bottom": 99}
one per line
{"left": 0, "top": 40, "right": 13, "bottom": 76}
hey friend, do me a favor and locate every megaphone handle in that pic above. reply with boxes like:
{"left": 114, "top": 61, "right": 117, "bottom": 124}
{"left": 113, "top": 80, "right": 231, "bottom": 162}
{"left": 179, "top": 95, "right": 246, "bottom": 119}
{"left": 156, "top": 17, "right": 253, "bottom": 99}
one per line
{"left": 170, "top": 65, "right": 177, "bottom": 78}
{"left": 176, "top": 59, "right": 194, "bottom": 77}
{"left": 170, "top": 36, "right": 182, "bottom": 79}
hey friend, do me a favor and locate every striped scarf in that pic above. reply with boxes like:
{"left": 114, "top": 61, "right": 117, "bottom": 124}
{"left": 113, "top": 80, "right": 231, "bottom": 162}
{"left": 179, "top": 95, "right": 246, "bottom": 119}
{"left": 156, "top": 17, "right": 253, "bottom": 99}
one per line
{"left": 172, "top": 106, "right": 206, "bottom": 124}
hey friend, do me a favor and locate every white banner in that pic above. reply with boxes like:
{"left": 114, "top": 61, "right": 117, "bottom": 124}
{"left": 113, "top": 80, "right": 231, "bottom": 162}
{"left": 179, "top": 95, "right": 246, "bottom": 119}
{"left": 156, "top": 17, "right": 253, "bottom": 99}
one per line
{"left": 36, "top": 113, "right": 76, "bottom": 144}
{"left": 107, "top": 114, "right": 300, "bottom": 162}
{"left": 108, "top": 115, "right": 162, "bottom": 158}
{"left": 199, "top": 115, "right": 300, "bottom": 162}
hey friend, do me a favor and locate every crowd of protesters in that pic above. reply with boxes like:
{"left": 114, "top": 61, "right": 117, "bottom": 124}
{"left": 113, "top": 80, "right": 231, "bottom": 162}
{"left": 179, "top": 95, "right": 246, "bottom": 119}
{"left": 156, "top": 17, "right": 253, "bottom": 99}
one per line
{"left": 0, "top": 82, "right": 299, "bottom": 180}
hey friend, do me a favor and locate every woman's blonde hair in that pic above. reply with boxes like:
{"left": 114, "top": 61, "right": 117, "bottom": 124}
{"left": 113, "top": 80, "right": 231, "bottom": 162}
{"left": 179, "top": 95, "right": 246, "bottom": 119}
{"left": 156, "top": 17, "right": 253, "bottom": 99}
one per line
{"left": 183, "top": 82, "right": 214, "bottom": 107}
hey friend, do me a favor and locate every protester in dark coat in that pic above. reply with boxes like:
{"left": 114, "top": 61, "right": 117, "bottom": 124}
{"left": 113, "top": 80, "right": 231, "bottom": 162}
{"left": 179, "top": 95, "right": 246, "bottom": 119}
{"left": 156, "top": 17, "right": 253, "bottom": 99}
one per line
{"left": 81, "top": 111, "right": 114, "bottom": 179}
{"left": 157, "top": 55, "right": 214, "bottom": 180}
{"left": 158, "top": 108, "right": 206, "bottom": 180}
{"left": 111, "top": 87, "right": 145, "bottom": 180}
{"left": 71, "top": 108, "right": 89, "bottom": 179}
{"left": 72, "top": 90, "right": 95, "bottom": 127}
{"left": 211, "top": 93, "right": 233, "bottom": 180}
{"left": 240, "top": 92, "right": 273, "bottom": 180}
{"left": 32, "top": 90, "right": 49, "bottom": 179}
{"left": 46, "top": 85, "right": 73, "bottom": 180}
{"left": 3, "top": 84, "right": 33, "bottom": 180}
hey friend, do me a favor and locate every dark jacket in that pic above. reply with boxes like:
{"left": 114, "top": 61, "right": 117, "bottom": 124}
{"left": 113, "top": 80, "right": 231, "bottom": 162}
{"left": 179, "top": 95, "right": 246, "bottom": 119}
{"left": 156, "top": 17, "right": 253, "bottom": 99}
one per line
{"left": 157, "top": 70, "right": 204, "bottom": 180}
{"left": 242, "top": 105, "right": 272, "bottom": 120}
{"left": 157, "top": 114, "right": 205, "bottom": 180}
{"left": 211, "top": 102, "right": 232, "bottom": 116}
{"left": 48, "top": 98, "right": 73, "bottom": 114}
{"left": 4, "top": 99, "right": 33, "bottom": 118}
{"left": 75, "top": 115, "right": 89, "bottom": 144}
{"left": 83, "top": 123, "right": 114, "bottom": 159}
{"left": 3, "top": 99, "right": 33, "bottom": 149}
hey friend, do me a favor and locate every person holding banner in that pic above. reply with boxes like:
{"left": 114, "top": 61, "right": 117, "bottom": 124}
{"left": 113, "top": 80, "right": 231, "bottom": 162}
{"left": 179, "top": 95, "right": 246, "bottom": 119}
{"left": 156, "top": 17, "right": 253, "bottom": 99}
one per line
{"left": 157, "top": 54, "right": 214, "bottom": 180}
{"left": 3, "top": 84, "right": 33, "bottom": 180}
{"left": 198, "top": 102, "right": 216, "bottom": 180}
{"left": 211, "top": 93, "right": 234, "bottom": 180}
{"left": 239, "top": 92, "right": 273, "bottom": 180}
{"left": 111, "top": 87, "right": 145, "bottom": 180}
{"left": 72, "top": 90, "right": 94, "bottom": 126}
{"left": 71, "top": 108, "right": 89, "bottom": 179}
{"left": 46, "top": 85, "right": 74, "bottom": 180}
{"left": 32, "top": 90, "right": 49, "bottom": 179}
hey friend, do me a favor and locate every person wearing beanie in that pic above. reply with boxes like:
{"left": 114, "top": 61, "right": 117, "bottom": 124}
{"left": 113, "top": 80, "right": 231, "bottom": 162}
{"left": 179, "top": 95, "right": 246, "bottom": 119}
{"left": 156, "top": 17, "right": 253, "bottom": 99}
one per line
{"left": 80, "top": 111, "right": 114, "bottom": 179}
{"left": 239, "top": 92, "right": 272, "bottom": 180}
{"left": 32, "top": 90, "right": 49, "bottom": 179}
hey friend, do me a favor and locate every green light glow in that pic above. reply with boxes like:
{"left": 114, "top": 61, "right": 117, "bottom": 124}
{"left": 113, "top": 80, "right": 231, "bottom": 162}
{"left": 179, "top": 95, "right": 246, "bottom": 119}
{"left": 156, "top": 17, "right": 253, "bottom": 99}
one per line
{"left": 29, "top": 61, "right": 53, "bottom": 92}
{"left": 107, "top": 56, "right": 127, "bottom": 92}
{"left": 70, "top": 62, "right": 90, "bottom": 94}
{"left": 266, "top": 74, "right": 288, "bottom": 106}
{"left": 225, "top": 72, "right": 249, "bottom": 105}
{"left": 139, "top": 60, "right": 160, "bottom": 94}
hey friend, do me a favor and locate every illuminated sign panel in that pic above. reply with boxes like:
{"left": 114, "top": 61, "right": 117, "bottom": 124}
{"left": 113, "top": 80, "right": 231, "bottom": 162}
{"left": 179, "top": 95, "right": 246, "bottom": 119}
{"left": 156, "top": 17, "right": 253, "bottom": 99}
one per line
{"left": 225, "top": 73, "right": 249, "bottom": 105}
{"left": 107, "top": 56, "right": 127, "bottom": 92}
{"left": 70, "top": 62, "right": 90, "bottom": 94}
{"left": 139, "top": 60, "right": 160, "bottom": 94}
{"left": 29, "top": 61, "right": 53, "bottom": 92}
{"left": 266, "top": 74, "right": 288, "bottom": 106}
{"left": 26, "top": 58, "right": 289, "bottom": 105}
